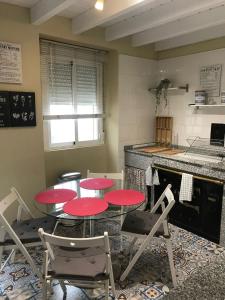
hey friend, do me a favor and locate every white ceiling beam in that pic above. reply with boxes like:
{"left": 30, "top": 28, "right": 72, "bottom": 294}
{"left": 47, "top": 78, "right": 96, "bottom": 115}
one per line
{"left": 132, "top": 4, "right": 225, "bottom": 47}
{"left": 31, "top": 0, "right": 75, "bottom": 25}
{"left": 72, "top": 0, "right": 157, "bottom": 35}
{"left": 155, "top": 24, "right": 225, "bottom": 51}
{"left": 106, "top": 0, "right": 225, "bottom": 41}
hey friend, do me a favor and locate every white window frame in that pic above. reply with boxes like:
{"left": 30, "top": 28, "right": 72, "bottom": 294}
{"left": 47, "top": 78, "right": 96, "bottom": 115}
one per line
{"left": 43, "top": 59, "right": 104, "bottom": 151}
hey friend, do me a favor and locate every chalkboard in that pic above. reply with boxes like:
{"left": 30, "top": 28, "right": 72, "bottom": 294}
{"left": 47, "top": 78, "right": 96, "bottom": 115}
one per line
{"left": 0, "top": 91, "right": 36, "bottom": 127}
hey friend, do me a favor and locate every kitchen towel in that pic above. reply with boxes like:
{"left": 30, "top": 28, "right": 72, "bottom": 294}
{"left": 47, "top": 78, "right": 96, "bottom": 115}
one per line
{"left": 145, "top": 165, "right": 152, "bottom": 186}
{"left": 153, "top": 169, "right": 160, "bottom": 185}
{"left": 146, "top": 166, "right": 160, "bottom": 186}
{"left": 179, "top": 173, "right": 193, "bottom": 203}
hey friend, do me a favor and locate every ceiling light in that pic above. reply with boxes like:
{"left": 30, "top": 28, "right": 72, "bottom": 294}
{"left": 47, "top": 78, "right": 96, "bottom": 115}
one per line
{"left": 95, "top": 0, "right": 104, "bottom": 11}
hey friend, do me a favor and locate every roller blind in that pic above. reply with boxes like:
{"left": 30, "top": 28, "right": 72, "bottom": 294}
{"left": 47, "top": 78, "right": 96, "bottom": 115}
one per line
{"left": 40, "top": 39, "right": 105, "bottom": 149}
{"left": 40, "top": 39, "right": 105, "bottom": 117}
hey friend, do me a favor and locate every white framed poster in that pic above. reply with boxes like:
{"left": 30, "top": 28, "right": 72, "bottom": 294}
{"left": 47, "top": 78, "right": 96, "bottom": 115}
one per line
{"left": 0, "top": 41, "right": 22, "bottom": 84}
{"left": 200, "top": 64, "right": 222, "bottom": 97}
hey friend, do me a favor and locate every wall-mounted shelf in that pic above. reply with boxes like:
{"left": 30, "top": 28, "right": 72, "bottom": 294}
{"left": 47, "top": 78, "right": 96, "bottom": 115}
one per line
{"left": 189, "top": 104, "right": 225, "bottom": 109}
{"left": 148, "top": 84, "right": 189, "bottom": 93}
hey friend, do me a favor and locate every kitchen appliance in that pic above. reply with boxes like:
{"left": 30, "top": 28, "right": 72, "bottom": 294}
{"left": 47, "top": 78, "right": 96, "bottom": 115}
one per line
{"left": 152, "top": 167, "right": 223, "bottom": 243}
{"left": 210, "top": 123, "right": 225, "bottom": 146}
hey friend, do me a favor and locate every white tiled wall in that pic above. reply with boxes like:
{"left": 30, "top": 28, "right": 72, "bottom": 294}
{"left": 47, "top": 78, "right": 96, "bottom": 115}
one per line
{"left": 118, "top": 55, "right": 157, "bottom": 169}
{"left": 157, "top": 49, "right": 225, "bottom": 146}
{"left": 118, "top": 49, "right": 225, "bottom": 169}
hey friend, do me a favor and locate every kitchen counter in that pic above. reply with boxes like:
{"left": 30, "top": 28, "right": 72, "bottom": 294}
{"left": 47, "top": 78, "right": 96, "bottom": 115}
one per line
{"left": 125, "top": 143, "right": 225, "bottom": 182}
{"left": 124, "top": 143, "right": 225, "bottom": 247}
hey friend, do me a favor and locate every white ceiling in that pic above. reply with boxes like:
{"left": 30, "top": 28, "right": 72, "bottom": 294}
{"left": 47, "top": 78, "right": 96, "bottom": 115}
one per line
{"left": 59, "top": 0, "right": 96, "bottom": 19}
{"left": 2, "top": 0, "right": 225, "bottom": 51}
{"left": 0, "top": 0, "right": 38, "bottom": 7}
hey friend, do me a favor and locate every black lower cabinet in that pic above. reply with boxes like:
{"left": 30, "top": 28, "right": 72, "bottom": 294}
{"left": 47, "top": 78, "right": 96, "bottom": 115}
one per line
{"left": 152, "top": 169, "right": 223, "bottom": 244}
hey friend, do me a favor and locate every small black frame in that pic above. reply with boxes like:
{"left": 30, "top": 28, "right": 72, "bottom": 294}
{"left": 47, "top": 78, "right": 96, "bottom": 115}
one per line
{"left": 0, "top": 91, "right": 36, "bottom": 127}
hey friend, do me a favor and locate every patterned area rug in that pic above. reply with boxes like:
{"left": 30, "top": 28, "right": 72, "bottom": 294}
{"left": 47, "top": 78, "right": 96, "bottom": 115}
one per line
{"left": 0, "top": 224, "right": 224, "bottom": 300}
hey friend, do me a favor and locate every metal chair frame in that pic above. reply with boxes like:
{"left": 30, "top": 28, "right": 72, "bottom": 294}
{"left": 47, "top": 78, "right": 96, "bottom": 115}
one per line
{"left": 86, "top": 170, "right": 124, "bottom": 237}
{"left": 39, "top": 229, "right": 116, "bottom": 300}
{"left": 0, "top": 187, "right": 42, "bottom": 277}
{"left": 120, "top": 184, "right": 177, "bottom": 287}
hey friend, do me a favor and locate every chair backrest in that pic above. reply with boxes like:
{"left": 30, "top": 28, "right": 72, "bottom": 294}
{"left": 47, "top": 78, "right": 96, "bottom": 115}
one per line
{"left": 38, "top": 229, "right": 111, "bottom": 261}
{"left": 151, "top": 184, "right": 174, "bottom": 213}
{"left": 0, "top": 188, "right": 33, "bottom": 221}
{"left": 148, "top": 184, "right": 175, "bottom": 238}
{"left": 87, "top": 170, "right": 124, "bottom": 189}
{"left": 0, "top": 189, "right": 41, "bottom": 277}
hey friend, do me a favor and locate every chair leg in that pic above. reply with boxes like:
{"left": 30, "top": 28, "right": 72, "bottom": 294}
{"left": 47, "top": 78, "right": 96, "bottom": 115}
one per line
{"left": 11, "top": 249, "right": 16, "bottom": 263}
{"left": 59, "top": 280, "right": 67, "bottom": 299}
{"left": 105, "top": 280, "right": 109, "bottom": 300}
{"left": 0, "top": 249, "right": 16, "bottom": 272}
{"left": 42, "top": 279, "right": 48, "bottom": 300}
{"left": 165, "top": 237, "right": 177, "bottom": 287}
{"left": 109, "top": 261, "right": 116, "bottom": 297}
{"left": 53, "top": 220, "right": 59, "bottom": 234}
{"left": 129, "top": 237, "right": 137, "bottom": 261}
{"left": 0, "top": 246, "right": 3, "bottom": 270}
{"left": 120, "top": 238, "right": 148, "bottom": 281}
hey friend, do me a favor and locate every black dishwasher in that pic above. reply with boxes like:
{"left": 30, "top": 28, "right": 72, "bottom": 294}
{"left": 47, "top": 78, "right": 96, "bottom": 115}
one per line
{"left": 152, "top": 169, "right": 223, "bottom": 244}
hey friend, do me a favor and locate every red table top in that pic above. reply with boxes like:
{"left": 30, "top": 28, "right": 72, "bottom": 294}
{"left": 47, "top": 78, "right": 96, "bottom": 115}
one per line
{"left": 79, "top": 178, "right": 114, "bottom": 190}
{"left": 63, "top": 197, "right": 108, "bottom": 216}
{"left": 104, "top": 189, "right": 145, "bottom": 206}
{"left": 35, "top": 189, "right": 77, "bottom": 204}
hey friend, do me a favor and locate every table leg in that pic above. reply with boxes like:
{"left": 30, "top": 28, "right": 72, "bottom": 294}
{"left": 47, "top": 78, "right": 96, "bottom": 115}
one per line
{"left": 120, "top": 206, "right": 124, "bottom": 251}
{"left": 90, "top": 219, "right": 95, "bottom": 236}
{"left": 82, "top": 220, "right": 86, "bottom": 237}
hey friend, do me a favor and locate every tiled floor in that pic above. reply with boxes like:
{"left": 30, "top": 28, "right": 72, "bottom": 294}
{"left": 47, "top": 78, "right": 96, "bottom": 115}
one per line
{"left": 0, "top": 224, "right": 224, "bottom": 299}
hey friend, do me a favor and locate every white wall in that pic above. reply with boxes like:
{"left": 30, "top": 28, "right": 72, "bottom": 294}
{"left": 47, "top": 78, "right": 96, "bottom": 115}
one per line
{"left": 118, "top": 55, "right": 157, "bottom": 168}
{"left": 157, "top": 49, "right": 225, "bottom": 146}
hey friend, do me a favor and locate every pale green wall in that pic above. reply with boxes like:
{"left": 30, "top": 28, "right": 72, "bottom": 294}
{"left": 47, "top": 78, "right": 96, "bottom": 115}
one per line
{"left": 105, "top": 51, "right": 120, "bottom": 172}
{"left": 1, "top": 1, "right": 225, "bottom": 199}
{"left": 0, "top": 2, "right": 155, "bottom": 196}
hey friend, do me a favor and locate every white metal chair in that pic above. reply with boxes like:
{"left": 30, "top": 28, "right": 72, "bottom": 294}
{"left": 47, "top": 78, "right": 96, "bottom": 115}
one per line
{"left": 0, "top": 187, "right": 56, "bottom": 277}
{"left": 86, "top": 170, "right": 124, "bottom": 237}
{"left": 87, "top": 170, "right": 124, "bottom": 189}
{"left": 120, "top": 184, "right": 177, "bottom": 287}
{"left": 38, "top": 228, "right": 116, "bottom": 300}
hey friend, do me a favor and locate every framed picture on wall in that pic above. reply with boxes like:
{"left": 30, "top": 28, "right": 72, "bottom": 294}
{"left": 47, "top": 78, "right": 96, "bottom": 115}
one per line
{"left": 0, "top": 41, "right": 23, "bottom": 84}
{"left": 200, "top": 64, "right": 222, "bottom": 97}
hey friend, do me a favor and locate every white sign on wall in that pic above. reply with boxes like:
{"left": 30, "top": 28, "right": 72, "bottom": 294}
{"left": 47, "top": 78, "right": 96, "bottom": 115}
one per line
{"left": 0, "top": 41, "right": 22, "bottom": 84}
{"left": 200, "top": 64, "right": 222, "bottom": 97}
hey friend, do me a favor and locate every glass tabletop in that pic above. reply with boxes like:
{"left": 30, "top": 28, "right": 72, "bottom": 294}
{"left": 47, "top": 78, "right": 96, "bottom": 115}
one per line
{"left": 34, "top": 179, "right": 145, "bottom": 221}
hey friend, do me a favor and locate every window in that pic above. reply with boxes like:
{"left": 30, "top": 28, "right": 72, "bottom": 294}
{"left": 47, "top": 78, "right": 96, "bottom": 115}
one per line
{"left": 40, "top": 40, "right": 105, "bottom": 150}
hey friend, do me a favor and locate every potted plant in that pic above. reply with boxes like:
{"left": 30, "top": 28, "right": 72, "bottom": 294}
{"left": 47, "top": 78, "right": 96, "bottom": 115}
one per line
{"left": 155, "top": 78, "right": 171, "bottom": 109}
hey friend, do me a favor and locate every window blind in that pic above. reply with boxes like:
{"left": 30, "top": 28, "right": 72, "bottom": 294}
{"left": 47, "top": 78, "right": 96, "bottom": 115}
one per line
{"left": 40, "top": 39, "right": 105, "bottom": 118}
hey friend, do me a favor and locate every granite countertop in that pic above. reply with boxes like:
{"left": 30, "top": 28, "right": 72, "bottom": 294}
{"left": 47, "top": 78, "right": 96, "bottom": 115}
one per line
{"left": 125, "top": 143, "right": 225, "bottom": 181}
{"left": 164, "top": 253, "right": 225, "bottom": 300}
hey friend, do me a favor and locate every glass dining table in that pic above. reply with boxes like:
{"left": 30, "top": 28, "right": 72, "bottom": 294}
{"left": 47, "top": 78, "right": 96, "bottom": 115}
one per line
{"left": 34, "top": 179, "right": 145, "bottom": 238}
